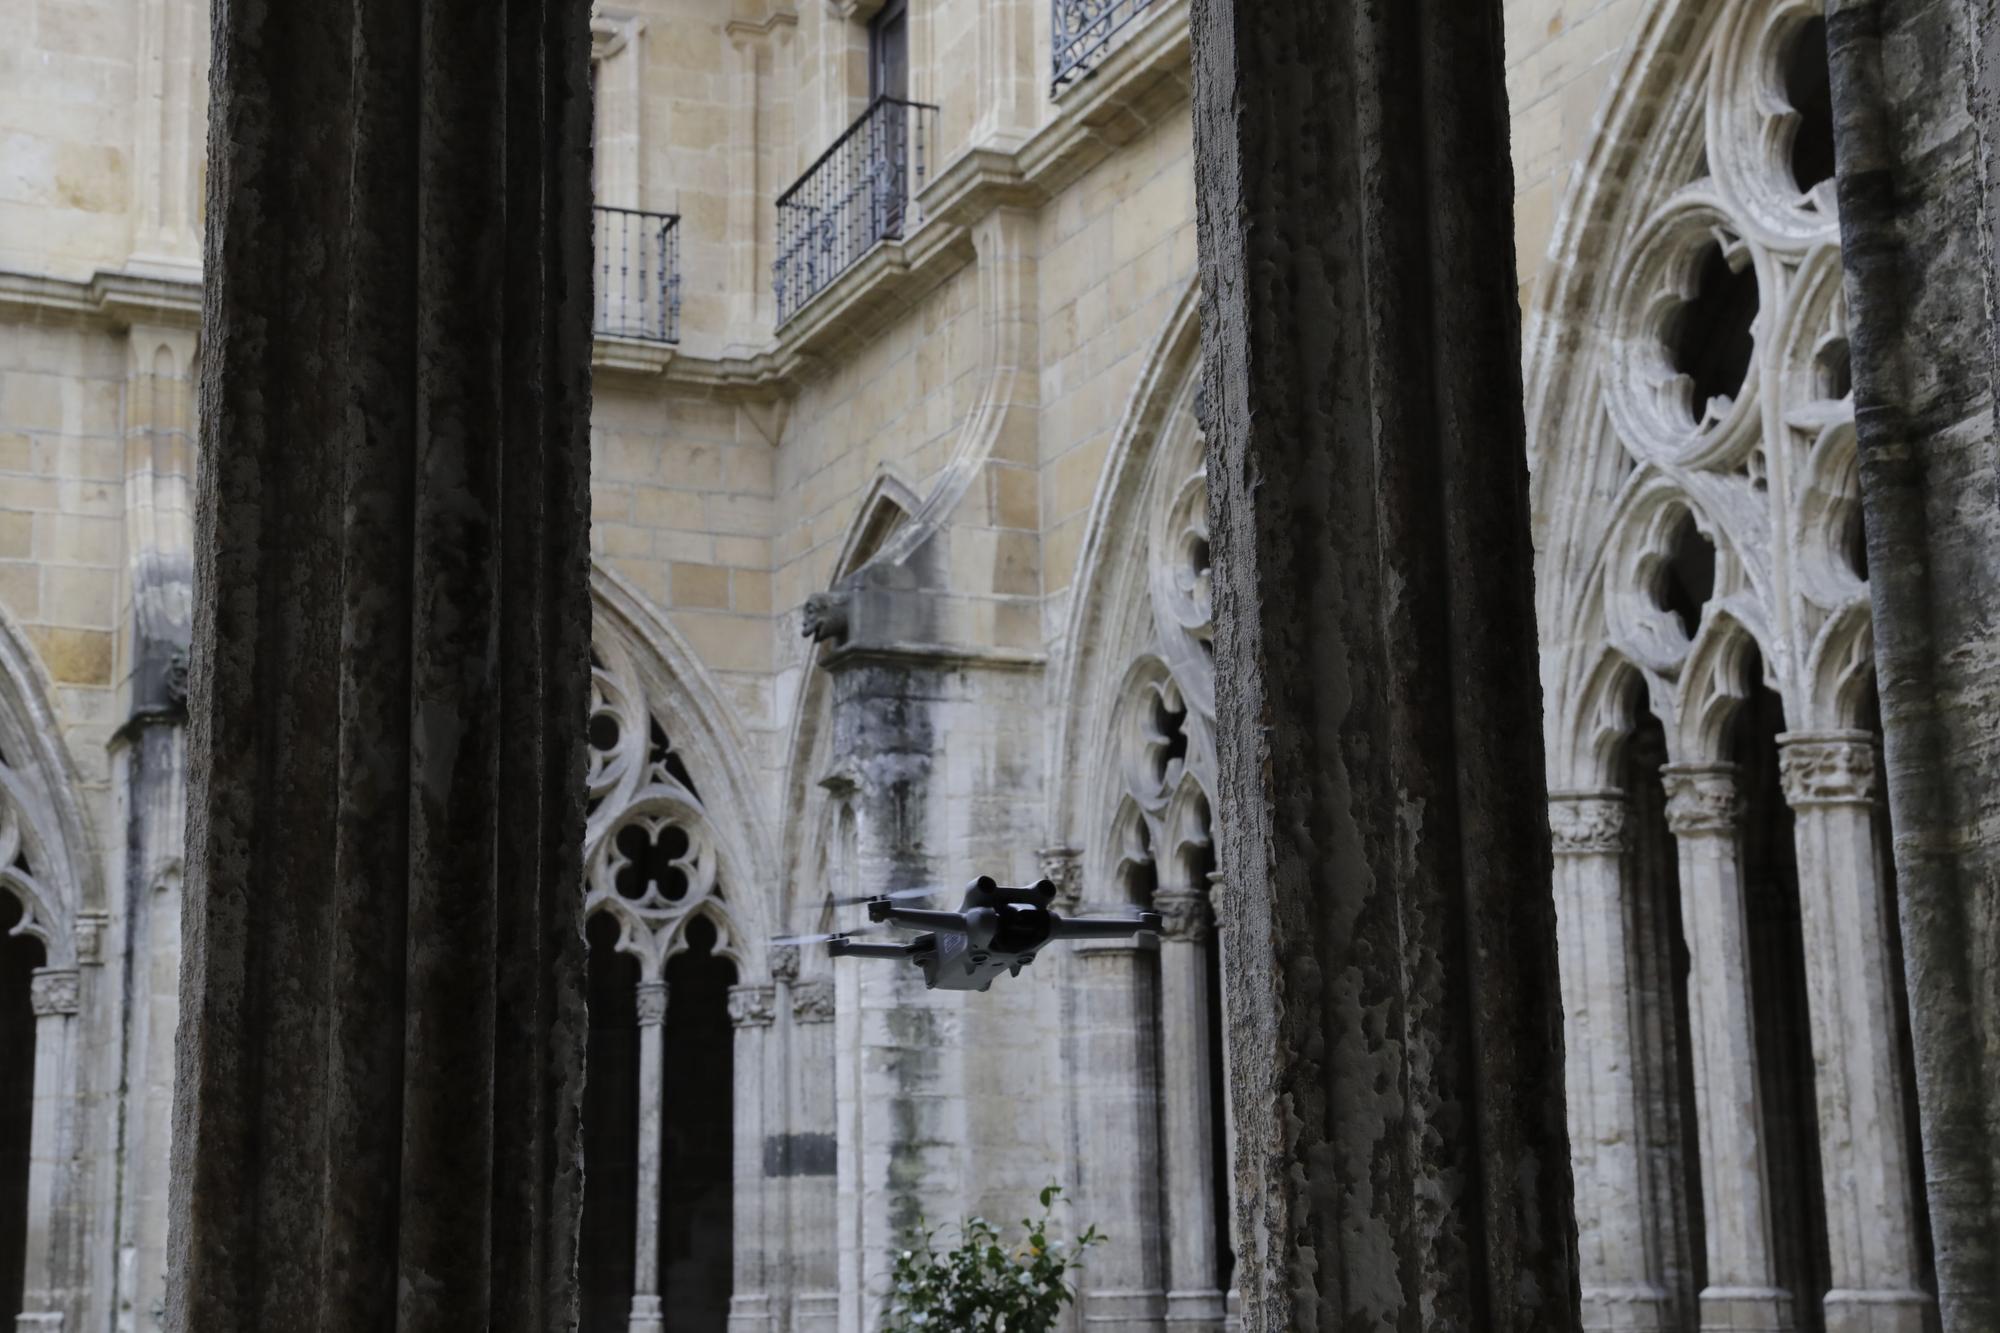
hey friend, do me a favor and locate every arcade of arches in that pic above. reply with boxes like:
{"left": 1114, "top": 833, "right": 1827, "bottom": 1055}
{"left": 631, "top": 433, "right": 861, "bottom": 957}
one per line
{"left": 0, "top": 0, "right": 1997, "bottom": 1328}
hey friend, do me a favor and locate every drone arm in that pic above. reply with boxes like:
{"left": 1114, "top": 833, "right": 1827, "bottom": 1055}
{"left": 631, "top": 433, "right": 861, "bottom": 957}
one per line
{"left": 827, "top": 938, "right": 921, "bottom": 959}
{"left": 867, "top": 904, "right": 968, "bottom": 932}
{"left": 1047, "top": 911, "right": 1162, "bottom": 940}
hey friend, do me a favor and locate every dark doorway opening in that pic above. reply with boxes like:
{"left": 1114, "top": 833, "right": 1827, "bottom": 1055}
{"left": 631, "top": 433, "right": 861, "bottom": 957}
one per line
{"left": 662, "top": 916, "right": 735, "bottom": 1333}
{"left": 581, "top": 913, "right": 640, "bottom": 1333}
{"left": 0, "top": 893, "right": 44, "bottom": 1326}
{"left": 1732, "top": 665, "right": 1832, "bottom": 1332}
{"left": 1623, "top": 705, "right": 1707, "bottom": 1324}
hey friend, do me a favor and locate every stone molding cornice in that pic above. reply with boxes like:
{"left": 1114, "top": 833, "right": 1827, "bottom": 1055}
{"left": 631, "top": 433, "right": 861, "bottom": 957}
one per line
{"left": 1660, "top": 763, "right": 1745, "bottom": 835}
{"left": 1776, "top": 730, "right": 1880, "bottom": 807}
{"left": 1548, "top": 790, "right": 1630, "bottom": 855}
{"left": 0, "top": 267, "right": 203, "bottom": 331}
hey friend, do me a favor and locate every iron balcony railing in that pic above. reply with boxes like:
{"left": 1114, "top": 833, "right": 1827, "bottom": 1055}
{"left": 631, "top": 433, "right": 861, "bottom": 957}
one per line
{"left": 594, "top": 205, "right": 681, "bottom": 344}
{"left": 774, "top": 96, "right": 939, "bottom": 325}
{"left": 1052, "top": 0, "right": 1155, "bottom": 89}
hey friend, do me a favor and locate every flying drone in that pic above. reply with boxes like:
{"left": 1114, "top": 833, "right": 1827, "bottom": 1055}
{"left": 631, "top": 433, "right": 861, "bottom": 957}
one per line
{"left": 776, "top": 876, "right": 1161, "bottom": 992}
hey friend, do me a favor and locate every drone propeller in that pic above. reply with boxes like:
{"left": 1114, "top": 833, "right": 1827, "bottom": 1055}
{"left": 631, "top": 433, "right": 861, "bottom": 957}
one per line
{"left": 826, "top": 886, "right": 939, "bottom": 908}
{"left": 770, "top": 923, "right": 903, "bottom": 948}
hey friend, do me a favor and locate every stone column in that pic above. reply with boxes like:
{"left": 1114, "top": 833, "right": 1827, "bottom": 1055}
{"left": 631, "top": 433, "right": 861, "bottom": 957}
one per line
{"left": 113, "top": 316, "right": 195, "bottom": 1333}
{"left": 1154, "top": 888, "right": 1224, "bottom": 1328}
{"left": 630, "top": 981, "right": 668, "bottom": 1333}
{"left": 728, "top": 983, "right": 777, "bottom": 1333}
{"left": 1550, "top": 791, "right": 1674, "bottom": 1332}
{"left": 166, "top": 0, "right": 594, "bottom": 1327}
{"left": 790, "top": 977, "right": 839, "bottom": 1333}
{"left": 1826, "top": 6, "right": 2000, "bottom": 1323}
{"left": 18, "top": 968, "right": 79, "bottom": 1333}
{"left": 1070, "top": 932, "right": 1165, "bottom": 1331}
{"left": 1204, "top": 871, "right": 1241, "bottom": 1333}
{"left": 128, "top": 0, "right": 207, "bottom": 276}
{"left": 1190, "top": 0, "right": 1577, "bottom": 1324}
{"left": 1777, "top": 734, "right": 1931, "bottom": 1333}
{"left": 1661, "top": 764, "right": 1792, "bottom": 1332}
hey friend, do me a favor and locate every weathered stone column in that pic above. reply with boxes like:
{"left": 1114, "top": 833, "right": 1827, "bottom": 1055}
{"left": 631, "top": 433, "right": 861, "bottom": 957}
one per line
{"left": 1549, "top": 791, "right": 1673, "bottom": 1332}
{"left": 1070, "top": 930, "right": 1165, "bottom": 1330}
{"left": 1204, "top": 871, "right": 1241, "bottom": 1333}
{"left": 630, "top": 980, "right": 668, "bottom": 1333}
{"left": 788, "top": 975, "right": 840, "bottom": 1333}
{"left": 1661, "top": 764, "right": 1791, "bottom": 1332}
{"left": 1826, "top": 4, "right": 2000, "bottom": 1326}
{"left": 167, "top": 0, "right": 595, "bottom": 1326}
{"left": 1154, "top": 887, "right": 1224, "bottom": 1329}
{"left": 1190, "top": 0, "right": 1578, "bottom": 1325}
{"left": 729, "top": 982, "right": 777, "bottom": 1333}
{"left": 1777, "top": 734, "right": 1931, "bottom": 1333}
{"left": 18, "top": 968, "right": 79, "bottom": 1332}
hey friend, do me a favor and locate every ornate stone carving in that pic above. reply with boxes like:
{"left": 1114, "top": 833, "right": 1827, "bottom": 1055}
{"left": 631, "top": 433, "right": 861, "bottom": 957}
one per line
{"left": 1037, "top": 846, "right": 1082, "bottom": 911}
{"left": 634, "top": 980, "right": 668, "bottom": 1025}
{"left": 584, "top": 633, "right": 739, "bottom": 978}
{"left": 30, "top": 968, "right": 79, "bottom": 1017}
{"left": 800, "top": 590, "right": 850, "bottom": 645}
{"left": 74, "top": 911, "right": 109, "bottom": 966}
{"left": 1153, "top": 888, "right": 1210, "bottom": 943}
{"left": 770, "top": 944, "right": 801, "bottom": 984}
{"left": 1661, "top": 765, "right": 1745, "bottom": 834}
{"left": 1778, "top": 735, "right": 1879, "bottom": 806}
{"left": 1549, "top": 794, "right": 1631, "bottom": 855}
{"left": 727, "top": 983, "right": 776, "bottom": 1028}
{"left": 791, "top": 979, "right": 834, "bottom": 1023}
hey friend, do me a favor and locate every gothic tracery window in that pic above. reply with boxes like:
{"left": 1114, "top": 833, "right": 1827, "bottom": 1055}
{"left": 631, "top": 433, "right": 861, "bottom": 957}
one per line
{"left": 1082, "top": 391, "right": 1235, "bottom": 1316}
{"left": 1533, "top": 3, "right": 1934, "bottom": 1329}
{"left": 580, "top": 632, "right": 743, "bottom": 1333}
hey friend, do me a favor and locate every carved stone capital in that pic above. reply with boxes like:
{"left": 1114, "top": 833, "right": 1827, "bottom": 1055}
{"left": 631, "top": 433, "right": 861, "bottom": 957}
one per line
{"left": 635, "top": 980, "right": 668, "bottom": 1025}
{"left": 74, "top": 911, "right": 110, "bottom": 966}
{"left": 1037, "top": 846, "right": 1082, "bottom": 911}
{"left": 30, "top": 968, "right": 79, "bottom": 1017}
{"left": 728, "top": 983, "right": 777, "bottom": 1028}
{"left": 1548, "top": 792, "right": 1630, "bottom": 855}
{"left": 1661, "top": 764, "right": 1744, "bottom": 834}
{"left": 1777, "top": 732, "right": 1879, "bottom": 806}
{"left": 1153, "top": 888, "right": 1211, "bottom": 943}
{"left": 792, "top": 979, "right": 834, "bottom": 1023}
{"left": 770, "top": 944, "right": 802, "bottom": 984}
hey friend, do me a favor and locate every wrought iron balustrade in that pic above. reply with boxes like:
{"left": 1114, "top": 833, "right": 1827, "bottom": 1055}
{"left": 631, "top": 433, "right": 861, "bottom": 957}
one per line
{"left": 594, "top": 205, "right": 681, "bottom": 344}
{"left": 774, "top": 96, "right": 939, "bottom": 325}
{"left": 1052, "top": 0, "right": 1155, "bottom": 89}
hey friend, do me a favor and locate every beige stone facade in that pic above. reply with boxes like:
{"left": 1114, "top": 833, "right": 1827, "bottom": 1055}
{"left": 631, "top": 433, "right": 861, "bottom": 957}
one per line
{"left": 0, "top": 0, "right": 1942, "bottom": 1330}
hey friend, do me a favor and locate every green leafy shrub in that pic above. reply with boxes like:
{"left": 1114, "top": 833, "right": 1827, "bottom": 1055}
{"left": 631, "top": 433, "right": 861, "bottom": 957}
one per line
{"left": 880, "top": 1184, "right": 1103, "bottom": 1332}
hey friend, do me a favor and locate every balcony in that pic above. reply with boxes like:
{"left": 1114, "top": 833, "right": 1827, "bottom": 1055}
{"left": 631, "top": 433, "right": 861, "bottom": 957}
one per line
{"left": 1052, "top": 0, "right": 1156, "bottom": 89}
{"left": 593, "top": 206, "right": 681, "bottom": 344}
{"left": 774, "top": 96, "right": 940, "bottom": 325}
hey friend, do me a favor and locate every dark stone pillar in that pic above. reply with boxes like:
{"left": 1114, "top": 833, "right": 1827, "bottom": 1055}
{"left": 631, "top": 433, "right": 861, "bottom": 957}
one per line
{"left": 1188, "top": 1, "right": 1579, "bottom": 1327}
{"left": 166, "top": 1, "right": 595, "bottom": 1328}
{"left": 1826, "top": 2, "right": 2000, "bottom": 1326}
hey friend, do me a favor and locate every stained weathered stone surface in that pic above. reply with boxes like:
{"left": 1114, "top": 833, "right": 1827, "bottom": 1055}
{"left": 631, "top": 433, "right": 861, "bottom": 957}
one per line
{"left": 1190, "top": 0, "right": 1579, "bottom": 1327}
{"left": 165, "top": 0, "right": 596, "bottom": 1328}
{"left": 1828, "top": 1, "right": 2000, "bottom": 1327}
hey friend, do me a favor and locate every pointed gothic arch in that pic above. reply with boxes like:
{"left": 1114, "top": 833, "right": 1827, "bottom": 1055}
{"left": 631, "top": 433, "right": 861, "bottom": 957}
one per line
{"left": 0, "top": 606, "right": 99, "bottom": 1331}
{"left": 1043, "top": 274, "right": 1234, "bottom": 1324}
{"left": 1525, "top": 3, "right": 1933, "bottom": 1328}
